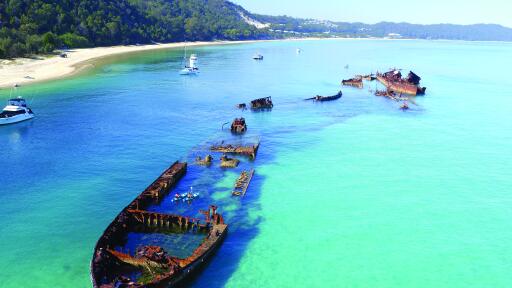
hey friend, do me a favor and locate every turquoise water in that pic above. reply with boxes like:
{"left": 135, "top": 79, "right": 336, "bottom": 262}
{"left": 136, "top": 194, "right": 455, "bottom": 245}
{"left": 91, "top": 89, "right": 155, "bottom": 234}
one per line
{"left": 1, "top": 39, "right": 511, "bottom": 287}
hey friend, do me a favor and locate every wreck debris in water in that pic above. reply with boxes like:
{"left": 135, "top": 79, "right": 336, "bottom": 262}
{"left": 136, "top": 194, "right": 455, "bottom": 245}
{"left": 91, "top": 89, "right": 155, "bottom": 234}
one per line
{"left": 251, "top": 96, "right": 273, "bottom": 110}
{"left": 232, "top": 169, "right": 255, "bottom": 197}
{"left": 305, "top": 91, "right": 342, "bottom": 102}
{"left": 90, "top": 162, "right": 228, "bottom": 288}
{"left": 231, "top": 117, "right": 247, "bottom": 134}
{"left": 220, "top": 154, "right": 240, "bottom": 168}
{"left": 211, "top": 141, "right": 260, "bottom": 159}
{"left": 341, "top": 77, "right": 363, "bottom": 88}
{"left": 195, "top": 155, "right": 213, "bottom": 166}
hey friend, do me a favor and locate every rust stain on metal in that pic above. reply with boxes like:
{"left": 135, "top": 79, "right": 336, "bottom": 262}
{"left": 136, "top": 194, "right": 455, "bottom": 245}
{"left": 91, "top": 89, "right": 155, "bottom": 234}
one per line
{"left": 376, "top": 70, "right": 426, "bottom": 96}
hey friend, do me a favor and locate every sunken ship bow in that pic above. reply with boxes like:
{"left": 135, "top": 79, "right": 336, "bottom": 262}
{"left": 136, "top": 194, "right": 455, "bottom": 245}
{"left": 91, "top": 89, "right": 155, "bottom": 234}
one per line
{"left": 90, "top": 162, "right": 228, "bottom": 288}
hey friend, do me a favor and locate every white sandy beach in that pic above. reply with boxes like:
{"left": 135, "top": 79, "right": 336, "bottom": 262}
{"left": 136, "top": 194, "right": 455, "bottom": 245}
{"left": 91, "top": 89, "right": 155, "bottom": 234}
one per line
{"left": 0, "top": 37, "right": 397, "bottom": 89}
{"left": 0, "top": 40, "right": 258, "bottom": 89}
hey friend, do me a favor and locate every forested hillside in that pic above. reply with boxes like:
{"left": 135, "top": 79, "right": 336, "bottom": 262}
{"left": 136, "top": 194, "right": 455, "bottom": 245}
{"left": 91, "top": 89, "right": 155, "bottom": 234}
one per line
{"left": 0, "top": 0, "right": 268, "bottom": 58}
{"left": 1, "top": 0, "right": 512, "bottom": 59}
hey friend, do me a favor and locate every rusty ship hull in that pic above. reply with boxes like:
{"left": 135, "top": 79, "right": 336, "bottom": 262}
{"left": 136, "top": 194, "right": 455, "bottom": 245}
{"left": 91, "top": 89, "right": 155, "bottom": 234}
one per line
{"left": 90, "top": 162, "right": 228, "bottom": 288}
{"left": 377, "top": 75, "right": 426, "bottom": 96}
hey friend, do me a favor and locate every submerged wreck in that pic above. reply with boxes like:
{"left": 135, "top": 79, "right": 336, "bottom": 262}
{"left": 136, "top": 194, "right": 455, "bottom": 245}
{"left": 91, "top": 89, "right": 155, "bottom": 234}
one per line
{"left": 377, "top": 70, "right": 426, "bottom": 96}
{"left": 195, "top": 155, "right": 213, "bottom": 166}
{"left": 220, "top": 154, "right": 240, "bottom": 168}
{"left": 251, "top": 96, "right": 273, "bottom": 110}
{"left": 341, "top": 77, "right": 363, "bottom": 88}
{"left": 90, "top": 162, "right": 227, "bottom": 288}
{"left": 231, "top": 118, "right": 247, "bottom": 134}
{"left": 211, "top": 141, "right": 260, "bottom": 159}
{"left": 232, "top": 169, "right": 254, "bottom": 197}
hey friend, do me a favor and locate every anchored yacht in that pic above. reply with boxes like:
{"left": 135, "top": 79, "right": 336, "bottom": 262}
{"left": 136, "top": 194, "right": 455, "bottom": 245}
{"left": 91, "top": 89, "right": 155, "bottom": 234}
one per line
{"left": 0, "top": 97, "right": 34, "bottom": 125}
{"left": 180, "top": 53, "right": 199, "bottom": 75}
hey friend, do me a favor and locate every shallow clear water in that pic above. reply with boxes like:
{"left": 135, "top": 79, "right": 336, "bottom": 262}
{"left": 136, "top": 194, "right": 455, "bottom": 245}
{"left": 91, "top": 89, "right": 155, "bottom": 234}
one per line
{"left": 0, "top": 39, "right": 511, "bottom": 287}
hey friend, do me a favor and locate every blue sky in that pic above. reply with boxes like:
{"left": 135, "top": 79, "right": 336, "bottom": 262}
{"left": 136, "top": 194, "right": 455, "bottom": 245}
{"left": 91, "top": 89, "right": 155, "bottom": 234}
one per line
{"left": 233, "top": 1, "right": 511, "bottom": 27}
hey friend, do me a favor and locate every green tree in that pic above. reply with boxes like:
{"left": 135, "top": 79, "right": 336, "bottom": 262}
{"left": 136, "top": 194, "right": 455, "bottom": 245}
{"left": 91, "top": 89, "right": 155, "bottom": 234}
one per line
{"left": 59, "top": 33, "right": 90, "bottom": 48}
{"left": 41, "top": 32, "right": 60, "bottom": 53}
{"left": 0, "top": 37, "right": 13, "bottom": 58}
{"left": 25, "top": 34, "right": 42, "bottom": 54}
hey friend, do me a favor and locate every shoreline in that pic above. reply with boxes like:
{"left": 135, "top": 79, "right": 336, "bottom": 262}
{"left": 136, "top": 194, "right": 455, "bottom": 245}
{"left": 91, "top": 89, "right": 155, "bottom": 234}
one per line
{"left": 0, "top": 40, "right": 266, "bottom": 89}
{"left": 0, "top": 37, "right": 411, "bottom": 89}
{"left": 0, "top": 36, "right": 495, "bottom": 89}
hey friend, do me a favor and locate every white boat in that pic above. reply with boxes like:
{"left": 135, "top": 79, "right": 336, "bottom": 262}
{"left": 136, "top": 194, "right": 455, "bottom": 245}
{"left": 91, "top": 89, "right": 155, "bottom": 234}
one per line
{"left": 252, "top": 53, "right": 263, "bottom": 60}
{"left": 179, "top": 43, "right": 199, "bottom": 75}
{"left": 0, "top": 97, "right": 34, "bottom": 125}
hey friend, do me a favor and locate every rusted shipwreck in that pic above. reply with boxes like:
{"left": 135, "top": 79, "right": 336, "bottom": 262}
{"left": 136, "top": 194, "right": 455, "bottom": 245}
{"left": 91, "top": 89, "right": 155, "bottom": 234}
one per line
{"left": 231, "top": 117, "right": 247, "bottom": 134}
{"left": 90, "top": 162, "right": 228, "bottom": 288}
{"left": 195, "top": 155, "right": 212, "bottom": 166}
{"left": 232, "top": 169, "right": 255, "bottom": 197}
{"left": 341, "top": 77, "right": 363, "bottom": 88}
{"left": 211, "top": 141, "right": 260, "bottom": 159}
{"left": 220, "top": 154, "right": 240, "bottom": 168}
{"left": 377, "top": 70, "right": 426, "bottom": 96}
{"left": 306, "top": 91, "right": 342, "bottom": 102}
{"left": 251, "top": 96, "right": 273, "bottom": 110}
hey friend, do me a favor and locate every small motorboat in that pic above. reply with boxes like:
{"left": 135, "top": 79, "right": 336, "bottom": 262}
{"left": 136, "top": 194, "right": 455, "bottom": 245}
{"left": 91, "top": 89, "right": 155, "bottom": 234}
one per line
{"left": 305, "top": 91, "right": 342, "bottom": 102}
{"left": 0, "top": 97, "right": 34, "bottom": 125}
{"left": 296, "top": 48, "right": 302, "bottom": 54}
{"left": 252, "top": 54, "right": 263, "bottom": 60}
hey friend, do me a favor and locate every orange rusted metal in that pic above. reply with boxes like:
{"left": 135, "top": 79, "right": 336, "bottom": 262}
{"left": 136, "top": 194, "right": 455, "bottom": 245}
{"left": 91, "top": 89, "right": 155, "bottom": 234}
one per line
{"left": 90, "top": 162, "right": 228, "bottom": 288}
{"left": 377, "top": 70, "right": 426, "bottom": 96}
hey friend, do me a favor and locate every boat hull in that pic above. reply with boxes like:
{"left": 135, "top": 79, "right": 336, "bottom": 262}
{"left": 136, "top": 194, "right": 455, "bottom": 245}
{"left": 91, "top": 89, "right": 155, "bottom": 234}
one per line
{"left": 180, "top": 68, "right": 199, "bottom": 75}
{"left": 377, "top": 76, "right": 426, "bottom": 96}
{"left": 341, "top": 80, "right": 363, "bottom": 89}
{"left": 90, "top": 162, "right": 189, "bottom": 288}
{"left": 0, "top": 113, "right": 34, "bottom": 125}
